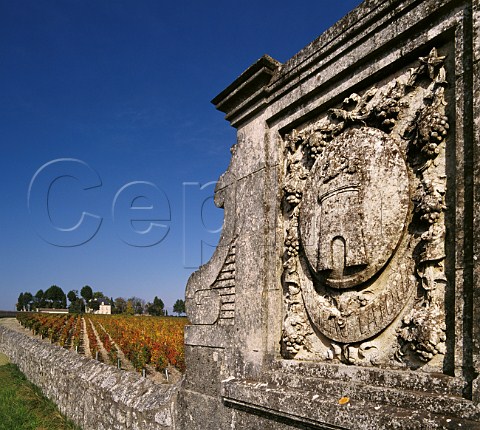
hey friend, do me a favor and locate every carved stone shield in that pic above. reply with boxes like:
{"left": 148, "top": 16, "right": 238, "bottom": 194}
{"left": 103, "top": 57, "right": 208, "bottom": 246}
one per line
{"left": 297, "top": 127, "right": 413, "bottom": 343}
{"left": 300, "top": 127, "right": 410, "bottom": 289}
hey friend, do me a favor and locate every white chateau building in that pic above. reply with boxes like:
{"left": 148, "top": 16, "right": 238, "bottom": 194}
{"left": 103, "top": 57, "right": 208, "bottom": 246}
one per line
{"left": 85, "top": 299, "right": 111, "bottom": 315}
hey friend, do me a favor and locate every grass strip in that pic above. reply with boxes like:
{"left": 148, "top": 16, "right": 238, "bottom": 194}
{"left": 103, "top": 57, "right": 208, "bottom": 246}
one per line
{"left": 0, "top": 361, "right": 80, "bottom": 430}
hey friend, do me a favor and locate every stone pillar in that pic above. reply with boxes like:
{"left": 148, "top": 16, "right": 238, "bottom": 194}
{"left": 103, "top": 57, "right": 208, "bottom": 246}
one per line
{"left": 179, "top": 1, "right": 480, "bottom": 428}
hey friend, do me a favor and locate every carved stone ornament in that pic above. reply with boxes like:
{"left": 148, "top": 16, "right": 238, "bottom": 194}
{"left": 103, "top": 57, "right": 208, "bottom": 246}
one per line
{"left": 300, "top": 127, "right": 409, "bottom": 289}
{"left": 281, "top": 48, "right": 449, "bottom": 368}
{"left": 299, "top": 127, "right": 413, "bottom": 344}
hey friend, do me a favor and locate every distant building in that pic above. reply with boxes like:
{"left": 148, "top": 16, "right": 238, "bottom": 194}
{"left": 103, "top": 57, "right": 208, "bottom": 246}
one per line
{"left": 37, "top": 308, "right": 69, "bottom": 314}
{"left": 97, "top": 301, "right": 111, "bottom": 315}
{"left": 85, "top": 299, "right": 112, "bottom": 315}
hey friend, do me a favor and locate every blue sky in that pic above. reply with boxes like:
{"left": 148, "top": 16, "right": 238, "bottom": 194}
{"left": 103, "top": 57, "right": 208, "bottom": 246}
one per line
{"left": 0, "top": 0, "right": 362, "bottom": 312}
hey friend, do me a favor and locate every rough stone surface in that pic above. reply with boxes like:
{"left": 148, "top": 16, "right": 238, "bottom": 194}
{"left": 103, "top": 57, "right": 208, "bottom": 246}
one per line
{"left": 183, "top": 0, "right": 479, "bottom": 428}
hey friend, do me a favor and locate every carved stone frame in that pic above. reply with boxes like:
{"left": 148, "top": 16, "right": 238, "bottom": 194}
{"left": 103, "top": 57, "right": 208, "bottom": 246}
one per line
{"left": 281, "top": 47, "right": 450, "bottom": 369}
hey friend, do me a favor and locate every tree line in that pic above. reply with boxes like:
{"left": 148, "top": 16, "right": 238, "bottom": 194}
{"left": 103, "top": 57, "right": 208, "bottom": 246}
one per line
{"left": 16, "top": 285, "right": 186, "bottom": 316}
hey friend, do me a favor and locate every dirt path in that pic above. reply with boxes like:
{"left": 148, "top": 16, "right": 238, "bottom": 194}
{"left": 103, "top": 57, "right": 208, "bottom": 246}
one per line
{"left": 81, "top": 317, "right": 91, "bottom": 358}
{"left": 0, "top": 317, "right": 28, "bottom": 333}
{"left": 0, "top": 318, "right": 49, "bottom": 342}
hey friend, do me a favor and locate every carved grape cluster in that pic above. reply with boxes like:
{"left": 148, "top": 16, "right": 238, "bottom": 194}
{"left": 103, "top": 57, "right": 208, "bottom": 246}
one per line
{"left": 305, "top": 129, "right": 335, "bottom": 160}
{"left": 284, "top": 139, "right": 309, "bottom": 206}
{"left": 285, "top": 233, "right": 299, "bottom": 257}
{"left": 418, "top": 111, "right": 449, "bottom": 157}
{"left": 374, "top": 97, "right": 401, "bottom": 131}
{"left": 282, "top": 312, "right": 309, "bottom": 356}
{"left": 284, "top": 187, "right": 302, "bottom": 205}
{"left": 398, "top": 305, "right": 446, "bottom": 362}
{"left": 412, "top": 181, "right": 445, "bottom": 224}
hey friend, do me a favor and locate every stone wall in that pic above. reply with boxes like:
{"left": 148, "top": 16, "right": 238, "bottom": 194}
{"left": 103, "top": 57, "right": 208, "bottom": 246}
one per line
{"left": 0, "top": 325, "right": 179, "bottom": 430}
{"left": 0, "top": 311, "right": 17, "bottom": 318}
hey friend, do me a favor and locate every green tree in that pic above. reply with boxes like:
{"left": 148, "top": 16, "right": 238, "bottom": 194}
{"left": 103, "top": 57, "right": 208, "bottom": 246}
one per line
{"left": 89, "top": 300, "right": 100, "bottom": 312}
{"left": 44, "top": 285, "right": 66, "bottom": 309}
{"left": 114, "top": 297, "right": 127, "bottom": 314}
{"left": 148, "top": 296, "right": 165, "bottom": 316}
{"left": 67, "top": 290, "right": 78, "bottom": 304}
{"left": 173, "top": 299, "right": 186, "bottom": 316}
{"left": 80, "top": 285, "right": 93, "bottom": 302}
{"left": 69, "top": 298, "right": 84, "bottom": 314}
{"left": 22, "top": 292, "right": 33, "bottom": 310}
{"left": 16, "top": 293, "right": 24, "bottom": 311}
{"left": 34, "top": 289, "right": 45, "bottom": 309}
{"left": 92, "top": 291, "right": 104, "bottom": 299}
{"left": 127, "top": 297, "right": 145, "bottom": 315}
{"left": 16, "top": 292, "right": 33, "bottom": 311}
{"left": 125, "top": 300, "right": 135, "bottom": 315}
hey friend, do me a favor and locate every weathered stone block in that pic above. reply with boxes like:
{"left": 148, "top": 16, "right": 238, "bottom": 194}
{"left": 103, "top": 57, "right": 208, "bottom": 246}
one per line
{"left": 176, "top": 389, "right": 233, "bottom": 430}
{"left": 183, "top": 345, "right": 225, "bottom": 397}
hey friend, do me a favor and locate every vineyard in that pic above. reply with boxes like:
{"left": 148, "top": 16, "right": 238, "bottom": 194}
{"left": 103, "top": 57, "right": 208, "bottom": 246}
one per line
{"left": 16, "top": 313, "right": 187, "bottom": 376}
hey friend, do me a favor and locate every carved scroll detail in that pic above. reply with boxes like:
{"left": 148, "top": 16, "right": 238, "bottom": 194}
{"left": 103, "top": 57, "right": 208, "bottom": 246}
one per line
{"left": 185, "top": 171, "right": 236, "bottom": 325}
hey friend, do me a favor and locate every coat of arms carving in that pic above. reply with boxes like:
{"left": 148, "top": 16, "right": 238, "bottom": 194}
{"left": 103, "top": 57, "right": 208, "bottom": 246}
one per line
{"left": 281, "top": 48, "right": 449, "bottom": 369}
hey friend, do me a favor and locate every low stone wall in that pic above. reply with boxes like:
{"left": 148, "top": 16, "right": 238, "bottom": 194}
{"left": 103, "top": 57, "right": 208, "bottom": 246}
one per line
{"left": 0, "top": 324, "right": 179, "bottom": 430}
{"left": 0, "top": 311, "right": 17, "bottom": 318}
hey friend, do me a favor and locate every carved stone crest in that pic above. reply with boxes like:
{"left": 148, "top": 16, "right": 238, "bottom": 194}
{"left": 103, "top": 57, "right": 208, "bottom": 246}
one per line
{"left": 299, "top": 127, "right": 413, "bottom": 343}
{"left": 300, "top": 127, "right": 409, "bottom": 289}
{"left": 281, "top": 47, "right": 449, "bottom": 368}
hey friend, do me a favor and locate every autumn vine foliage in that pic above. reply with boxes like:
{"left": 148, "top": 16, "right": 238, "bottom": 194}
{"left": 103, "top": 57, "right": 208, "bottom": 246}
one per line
{"left": 90, "top": 315, "right": 187, "bottom": 372}
{"left": 16, "top": 313, "right": 188, "bottom": 374}
{"left": 16, "top": 313, "right": 80, "bottom": 348}
{"left": 71, "top": 315, "right": 83, "bottom": 349}
{"left": 57, "top": 315, "right": 76, "bottom": 347}
{"left": 87, "top": 317, "right": 118, "bottom": 365}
